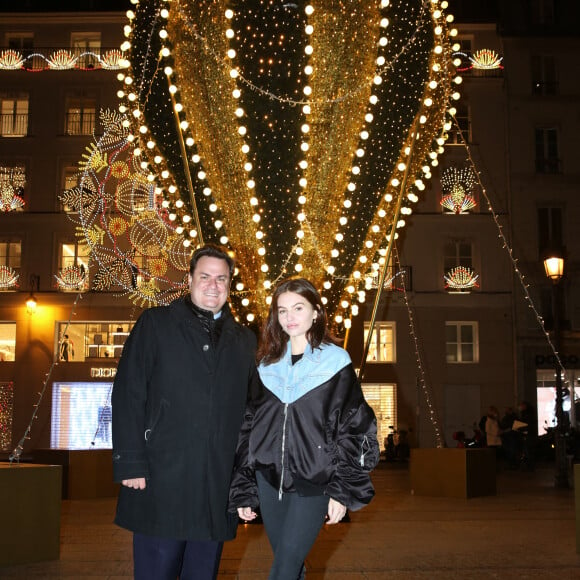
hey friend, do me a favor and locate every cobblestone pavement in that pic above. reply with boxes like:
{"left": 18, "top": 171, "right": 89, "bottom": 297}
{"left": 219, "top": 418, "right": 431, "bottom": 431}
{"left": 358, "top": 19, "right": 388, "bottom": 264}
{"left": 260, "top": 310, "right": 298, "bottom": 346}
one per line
{"left": 1, "top": 461, "right": 578, "bottom": 579}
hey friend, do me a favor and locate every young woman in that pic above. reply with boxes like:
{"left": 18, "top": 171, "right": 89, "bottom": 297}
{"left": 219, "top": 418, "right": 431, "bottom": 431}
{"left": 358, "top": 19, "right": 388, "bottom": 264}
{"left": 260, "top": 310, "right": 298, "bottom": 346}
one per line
{"left": 229, "top": 278, "right": 379, "bottom": 579}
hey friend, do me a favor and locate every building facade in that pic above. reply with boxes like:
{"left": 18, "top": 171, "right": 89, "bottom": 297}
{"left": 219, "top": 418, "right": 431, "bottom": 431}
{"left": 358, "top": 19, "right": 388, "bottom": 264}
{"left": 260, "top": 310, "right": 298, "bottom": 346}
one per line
{"left": 0, "top": 0, "right": 579, "bottom": 457}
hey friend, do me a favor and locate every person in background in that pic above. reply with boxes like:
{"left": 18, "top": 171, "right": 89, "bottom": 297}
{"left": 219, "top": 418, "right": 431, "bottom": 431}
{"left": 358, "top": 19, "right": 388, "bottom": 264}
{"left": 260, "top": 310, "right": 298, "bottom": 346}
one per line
{"left": 112, "top": 244, "right": 257, "bottom": 580}
{"left": 499, "top": 406, "right": 519, "bottom": 469}
{"left": 485, "top": 406, "right": 503, "bottom": 465}
{"left": 229, "top": 277, "right": 380, "bottom": 580}
{"left": 518, "top": 400, "right": 537, "bottom": 471}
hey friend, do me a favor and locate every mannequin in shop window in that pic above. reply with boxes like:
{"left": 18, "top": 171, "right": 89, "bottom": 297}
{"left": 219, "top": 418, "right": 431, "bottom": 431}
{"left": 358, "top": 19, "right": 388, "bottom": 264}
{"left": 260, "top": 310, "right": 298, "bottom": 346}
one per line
{"left": 60, "top": 334, "right": 75, "bottom": 361}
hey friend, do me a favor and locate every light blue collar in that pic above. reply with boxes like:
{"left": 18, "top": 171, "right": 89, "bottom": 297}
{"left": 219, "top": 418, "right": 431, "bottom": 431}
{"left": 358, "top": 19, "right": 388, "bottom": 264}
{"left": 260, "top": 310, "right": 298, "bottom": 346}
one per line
{"left": 258, "top": 342, "right": 351, "bottom": 403}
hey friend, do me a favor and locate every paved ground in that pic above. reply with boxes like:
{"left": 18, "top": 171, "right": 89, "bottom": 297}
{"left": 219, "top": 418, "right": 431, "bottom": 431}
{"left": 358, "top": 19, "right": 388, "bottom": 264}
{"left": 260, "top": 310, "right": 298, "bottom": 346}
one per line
{"left": 1, "top": 461, "right": 579, "bottom": 579}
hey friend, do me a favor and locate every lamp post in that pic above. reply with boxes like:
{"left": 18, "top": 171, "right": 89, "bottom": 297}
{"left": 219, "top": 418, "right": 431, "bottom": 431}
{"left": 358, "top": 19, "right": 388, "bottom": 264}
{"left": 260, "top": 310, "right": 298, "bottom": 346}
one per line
{"left": 543, "top": 250, "right": 569, "bottom": 488}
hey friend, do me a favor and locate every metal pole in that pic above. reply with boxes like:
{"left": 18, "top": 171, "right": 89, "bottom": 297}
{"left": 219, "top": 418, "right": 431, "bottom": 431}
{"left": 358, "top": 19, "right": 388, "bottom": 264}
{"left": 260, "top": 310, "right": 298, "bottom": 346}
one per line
{"left": 358, "top": 125, "right": 420, "bottom": 382}
{"left": 552, "top": 280, "right": 569, "bottom": 488}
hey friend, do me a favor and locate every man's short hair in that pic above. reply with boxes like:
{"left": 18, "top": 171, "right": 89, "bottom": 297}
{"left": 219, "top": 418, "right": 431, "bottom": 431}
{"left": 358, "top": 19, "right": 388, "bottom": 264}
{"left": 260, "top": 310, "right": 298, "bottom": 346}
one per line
{"left": 189, "top": 244, "right": 235, "bottom": 278}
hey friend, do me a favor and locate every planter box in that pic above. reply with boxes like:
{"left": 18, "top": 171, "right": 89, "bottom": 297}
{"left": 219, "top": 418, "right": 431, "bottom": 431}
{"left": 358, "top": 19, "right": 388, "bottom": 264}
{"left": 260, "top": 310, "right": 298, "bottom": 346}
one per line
{"left": 410, "top": 448, "right": 497, "bottom": 498}
{"left": 0, "top": 463, "right": 62, "bottom": 565}
{"left": 32, "top": 449, "right": 119, "bottom": 499}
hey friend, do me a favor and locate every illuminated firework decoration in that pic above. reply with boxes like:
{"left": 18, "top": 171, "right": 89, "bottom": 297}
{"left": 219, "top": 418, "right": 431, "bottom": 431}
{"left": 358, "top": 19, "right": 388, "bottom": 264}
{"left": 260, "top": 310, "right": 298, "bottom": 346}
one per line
{"left": 66, "top": 0, "right": 460, "bottom": 327}
{"left": 444, "top": 266, "right": 479, "bottom": 291}
{"left": 440, "top": 165, "right": 477, "bottom": 214}
{"left": 55, "top": 265, "right": 89, "bottom": 292}
{"left": 471, "top": 49, "right": 503, "bottom": 70}
{"left": 0, "top": 166, "right": 26, "bottom": 212}
{"left": 0, "top": 48, "right": 128, "bottom": 71}
{"left": 452, "top": 48, "right": 503, "bottom": 73}
{"left": 0, "top": 266, "right": 19, "bottom": 291}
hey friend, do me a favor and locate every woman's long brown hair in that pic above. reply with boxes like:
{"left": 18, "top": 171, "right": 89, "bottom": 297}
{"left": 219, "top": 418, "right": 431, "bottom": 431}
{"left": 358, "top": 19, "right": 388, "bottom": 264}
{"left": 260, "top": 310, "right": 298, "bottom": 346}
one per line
{"left": 256, "top": 278, "right": 340, "bottom": 365}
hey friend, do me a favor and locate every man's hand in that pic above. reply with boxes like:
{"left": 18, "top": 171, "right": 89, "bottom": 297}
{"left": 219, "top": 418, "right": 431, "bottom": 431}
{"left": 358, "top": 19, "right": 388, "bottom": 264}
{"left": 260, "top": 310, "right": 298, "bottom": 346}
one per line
{"left": 326, "top": 498, "right": 346, "bottom": 524}
{"left": 121, "top": 477, "right": 146, "bottom": 490}
{"left": 237, "top": 506, "right": 258, "bottom": 521}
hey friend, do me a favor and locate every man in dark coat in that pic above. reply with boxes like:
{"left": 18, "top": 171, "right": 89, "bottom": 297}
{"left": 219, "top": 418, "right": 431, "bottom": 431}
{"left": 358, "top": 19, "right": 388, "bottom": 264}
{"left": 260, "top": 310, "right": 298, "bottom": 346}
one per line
{"left": 112, "top": 244, "right": 257, "bottom": 580}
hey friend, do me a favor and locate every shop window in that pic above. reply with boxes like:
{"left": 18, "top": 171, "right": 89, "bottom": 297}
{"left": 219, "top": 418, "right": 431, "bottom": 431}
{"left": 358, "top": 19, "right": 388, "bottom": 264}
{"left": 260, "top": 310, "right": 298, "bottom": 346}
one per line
{"left": 445, "top": 321, "right": 479, "bottom": 363}
{"left": 364, "top": 321, "right": 396, "bottom": 363}
{"left": 56, "top": 321, "right": 134, "bottom": 361}
{"left": 51, "top": 382, "right": 112, "bottom": 449}
{"left": 361, "top": 383, "right": 397, "bottom": 452}
{"left": 0, "top": 322, "right": 16, "bottom": 361}
{"left": 0, "top": 94, "right": 29, "bottom": 137}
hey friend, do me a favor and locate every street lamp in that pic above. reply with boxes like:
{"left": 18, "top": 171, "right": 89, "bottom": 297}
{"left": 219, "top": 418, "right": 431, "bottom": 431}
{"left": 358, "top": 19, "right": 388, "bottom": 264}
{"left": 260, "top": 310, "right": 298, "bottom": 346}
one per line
{"left": 542, "top": 248, "right": 569, "bottom": 488}
{"left": 25, "top": 274, "right": 40, "bottom": 315}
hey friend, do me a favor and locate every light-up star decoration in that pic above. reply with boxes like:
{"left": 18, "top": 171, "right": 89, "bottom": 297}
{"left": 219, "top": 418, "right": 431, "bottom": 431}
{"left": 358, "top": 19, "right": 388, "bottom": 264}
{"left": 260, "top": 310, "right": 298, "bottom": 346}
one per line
{"left": 67, "top": 0, "right": 460, "bottom": 328}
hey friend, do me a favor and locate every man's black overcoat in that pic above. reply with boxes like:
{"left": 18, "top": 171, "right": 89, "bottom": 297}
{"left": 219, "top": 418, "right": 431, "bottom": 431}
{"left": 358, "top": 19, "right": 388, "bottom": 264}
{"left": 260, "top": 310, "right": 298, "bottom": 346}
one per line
{"left": 112, "top": 297, "right": 256, "bottom": 541}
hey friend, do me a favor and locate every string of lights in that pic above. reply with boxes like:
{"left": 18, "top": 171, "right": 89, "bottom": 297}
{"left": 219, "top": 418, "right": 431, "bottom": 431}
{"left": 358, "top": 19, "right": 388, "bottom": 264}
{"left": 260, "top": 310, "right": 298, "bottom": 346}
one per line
{"left": 452, "top": 114, "right": 565, "bottom": 376}
{"left": 395, "top": 244, "right": 444, "bottom": 447}
{"left": 9, "top": 293, "right": 84, "bottom": 463}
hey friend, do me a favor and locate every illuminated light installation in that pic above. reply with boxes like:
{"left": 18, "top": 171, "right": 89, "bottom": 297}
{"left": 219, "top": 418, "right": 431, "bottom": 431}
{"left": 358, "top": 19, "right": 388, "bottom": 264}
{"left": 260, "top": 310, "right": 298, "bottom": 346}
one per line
{"left": 444, "top": 265, "right": 479, "bottom": 292}
{"left": 471, "top": 49, "right": 503, "bottom": 70}
{"left": 55, "top": 265, "right": 88, "bottom": 292}
{"left": 0, "top": 49, "right": 24, "bottom": 70}
{"left": 0, "top": 48, "right": 128, "bottom": 71}
{"left": 59, "top": 110, "right": 192, "bottom": 307}
{"left": 0, "top": 382, "right": 14, "bottom": 450}
{"left": 0, "top": 166, "right": 26, "bottom": 212}
{"left": 440, "top": 165, "right": 477, "bottom": 214}
{"left": 68, "top": 0, "right": 458, "bottom": 327}
{"left": 453, "top": 48, "right": 503, "bottom": 73}
{"left": 0, "top": 266, "right": 19, "bottom": 291}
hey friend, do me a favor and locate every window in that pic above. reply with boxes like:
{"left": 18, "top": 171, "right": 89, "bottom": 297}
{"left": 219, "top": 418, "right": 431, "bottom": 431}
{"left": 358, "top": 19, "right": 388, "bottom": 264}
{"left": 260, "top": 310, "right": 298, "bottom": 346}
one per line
{"left": 535, "top": 127, "right": 560, "bottom": 173}
{"left": 447, "top": 102, "right": 470, "bottom": 145}
{"left": 364, "top": 322, "right": 396, "bottom": 363}
{"left": 0, "top": 239, "right": 22, "bottom": 268}
{"left": 537, "top": 206, "right": 563, "bottom": 256}
{"left": 56, "top": 321, "right": 134, "bottom": 361}
{"left": 361, "top": 383, "right": 397, "bottom": 451}
{"left": 6, "top": 33, "right": 33, "bottom": 54}
{"left": 61, "top": 165, "right": 81, "bottom": 212}
{"left": 0, "top": 94, "right": 29, "bottom": 137}
{"left": 446, "top": 322, "right": 479, "bottom": 363}
{"left": 65, "top": 94, "right": 96, "bottom": 136}
{"left": 444, "top": 239, "right": 473, "bottom": 272}
{"left": 531, "top": 0, "right": 555, "bottom": 26}
{"left": 51, "top": 382, "right": 113, "bottom": 449}
{"left": 71, "top": 32, "right": 101, "bottom": 69}
{"left": 60, "top": 241, "right": 90, "bottom": 271}
{"left": 0, "top": 322, "right": 16, "bottom": 361}
{"left": 531, "top": 55, "right": 558, "bottom": 95}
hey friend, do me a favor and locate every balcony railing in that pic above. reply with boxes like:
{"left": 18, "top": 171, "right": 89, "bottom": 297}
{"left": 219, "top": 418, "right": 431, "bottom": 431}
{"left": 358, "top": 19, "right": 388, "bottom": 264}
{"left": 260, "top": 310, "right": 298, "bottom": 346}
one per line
{"left": 0, "top": 47, "right": 127, "bottom": 72}
{"left": 65, "top": 111, "right": 96, "bottom": 136}
{"left": 0, "top": 113, "right": 28, "bottom": 137}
